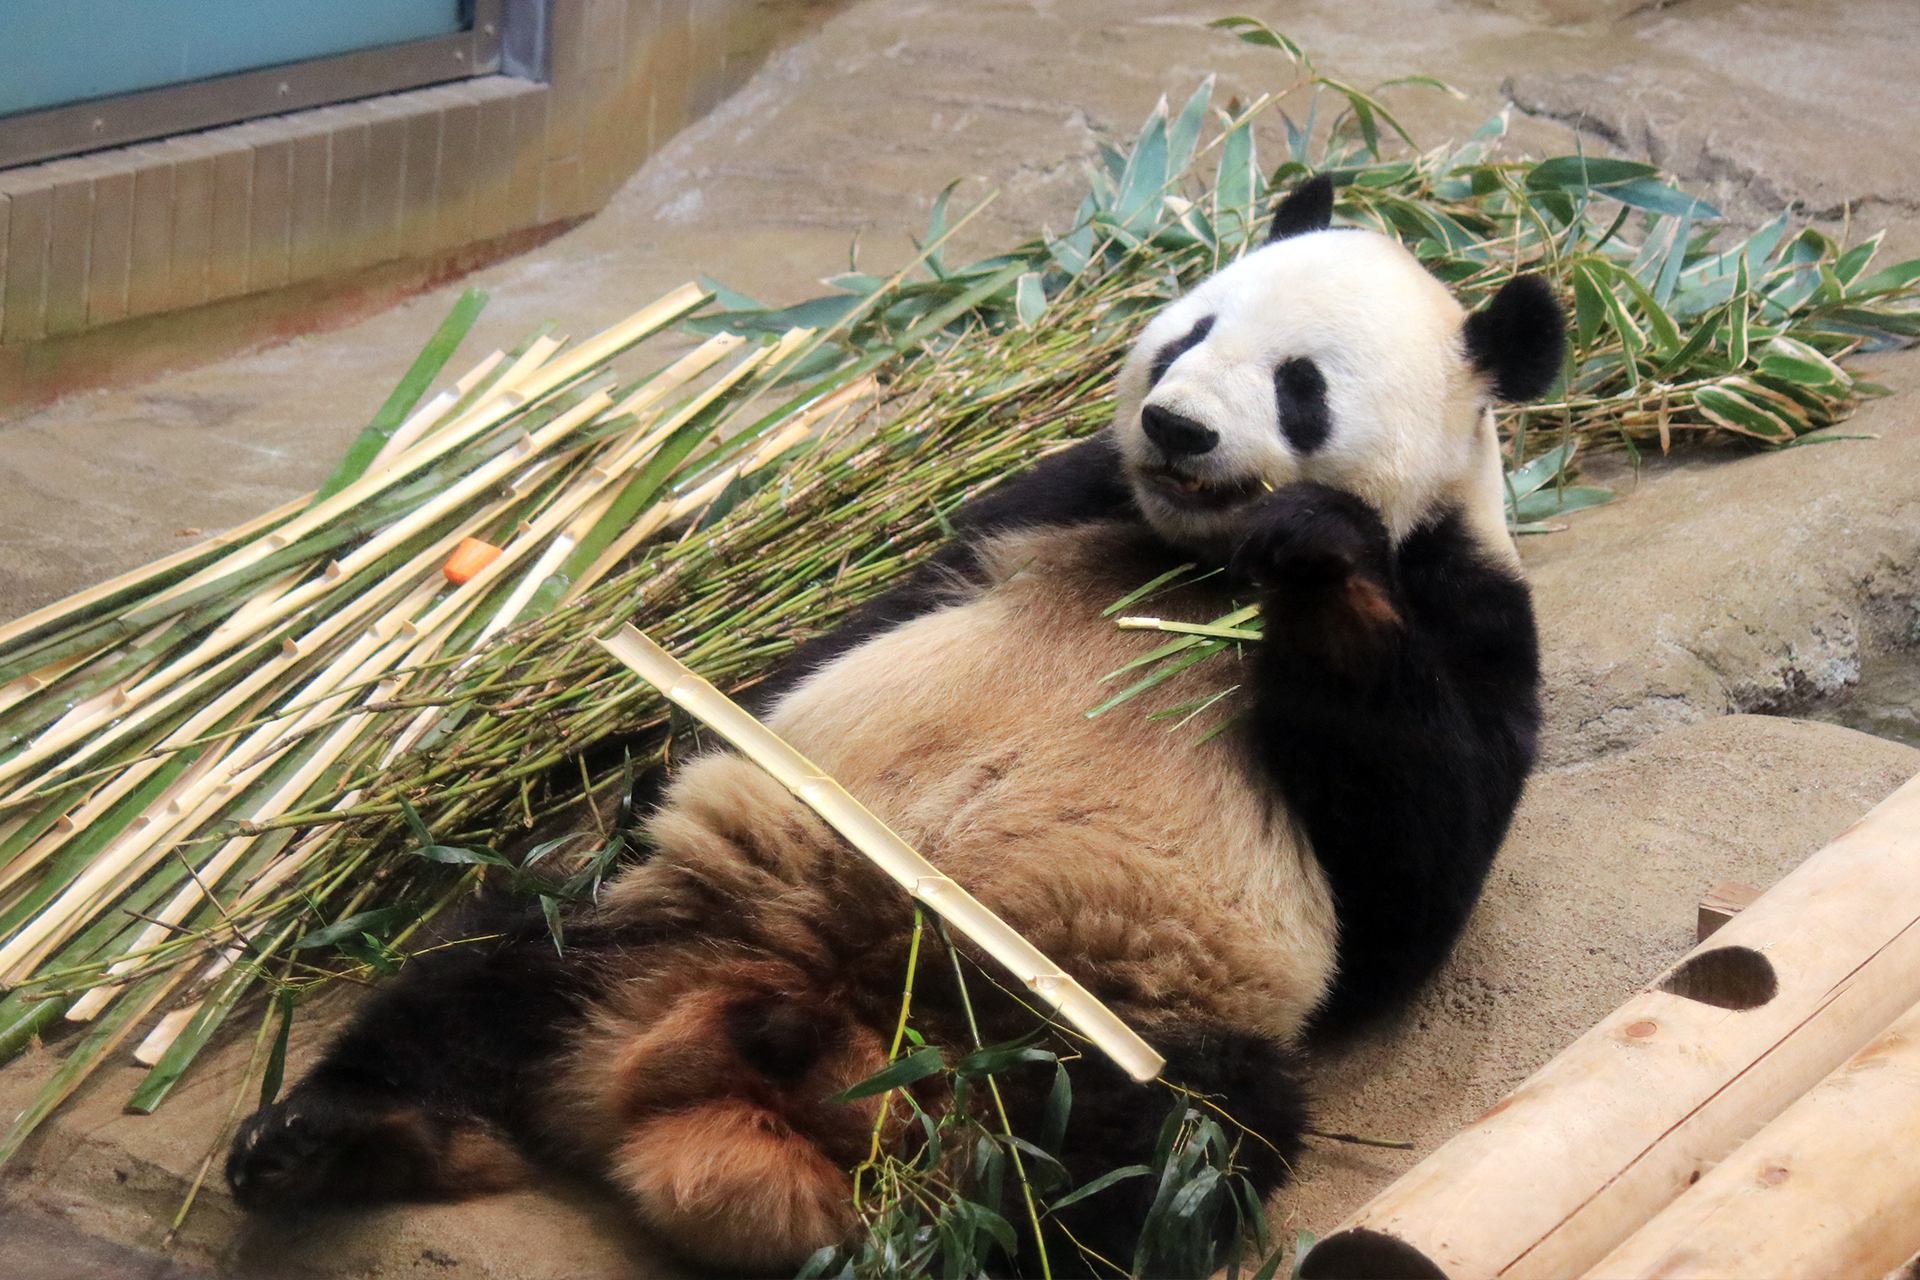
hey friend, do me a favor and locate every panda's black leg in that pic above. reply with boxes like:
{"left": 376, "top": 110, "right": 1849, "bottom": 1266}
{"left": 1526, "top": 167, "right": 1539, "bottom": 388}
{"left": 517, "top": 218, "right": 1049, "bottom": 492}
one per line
{"left": 226, "top": 903, "right": 598, "bottom": 1211}
{"left": 1234, "top": 483, "right": 1539, "bottom": 1036}
{"left": 1004, "top": 1027, "right": 1308, "bottom": 1277}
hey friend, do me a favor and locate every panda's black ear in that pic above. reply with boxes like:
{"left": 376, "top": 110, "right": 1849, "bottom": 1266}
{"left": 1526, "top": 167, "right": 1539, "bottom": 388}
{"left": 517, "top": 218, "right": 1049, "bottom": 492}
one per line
{"left": 1464, "top": 275, "right": 1566, "bottom": 402}
{"left": 1267, "top": 174, "right": 1335, "bottom": 242}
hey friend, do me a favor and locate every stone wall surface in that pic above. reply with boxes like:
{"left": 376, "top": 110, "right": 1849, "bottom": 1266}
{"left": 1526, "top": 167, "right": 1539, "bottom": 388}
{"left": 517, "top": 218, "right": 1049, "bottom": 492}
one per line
{"left": 4, "top": 0, "right": 1920, "bottom": 1275}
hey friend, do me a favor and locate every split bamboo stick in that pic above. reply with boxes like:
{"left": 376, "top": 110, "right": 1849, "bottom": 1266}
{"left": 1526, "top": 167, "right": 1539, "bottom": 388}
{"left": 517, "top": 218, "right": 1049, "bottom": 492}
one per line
{"left": 1302, "top": 768, "right": 1920, "bottom": 1280}
{"left": 0, "top": 495, "right": 306, "bottom": 652}
{"left": 597, "top": 624, "right": 1166, "bottom": 1084}
{"left": 1582, "top": 995, "right": 1920, "bottom": 1279}
{"left": 367, "top": 349, "right": 508, "bottom": 470}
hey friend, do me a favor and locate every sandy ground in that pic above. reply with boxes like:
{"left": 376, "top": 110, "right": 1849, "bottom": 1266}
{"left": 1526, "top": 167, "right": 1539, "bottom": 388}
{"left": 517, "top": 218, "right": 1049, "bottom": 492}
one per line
{"left": 4, "top": 0, "right": 1920, "bottom": 1275}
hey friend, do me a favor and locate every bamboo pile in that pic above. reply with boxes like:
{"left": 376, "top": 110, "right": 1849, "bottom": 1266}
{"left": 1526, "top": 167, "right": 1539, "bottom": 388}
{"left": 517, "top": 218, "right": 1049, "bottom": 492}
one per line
{"left": 0, "top": 280, "right": 888, "bottom": 1162}
{"left": 1300, "top": 770, "right": 1920, "bottom": 1280}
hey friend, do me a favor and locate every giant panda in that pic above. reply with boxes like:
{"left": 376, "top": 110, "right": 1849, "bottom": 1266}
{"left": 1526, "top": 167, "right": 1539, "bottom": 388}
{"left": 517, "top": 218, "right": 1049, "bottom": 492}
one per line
{"left": 224, "top": 174, "right": 1562, "bottom": 1274}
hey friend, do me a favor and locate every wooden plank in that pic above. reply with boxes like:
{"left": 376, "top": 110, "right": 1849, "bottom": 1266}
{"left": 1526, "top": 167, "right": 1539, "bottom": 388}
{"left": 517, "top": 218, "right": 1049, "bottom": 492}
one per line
{"left": 285, "top": 130, "right": 331, "bottom": 282}
{"left": 124, "top": 148, "right": 175, "bottom": 318}
{"left": 398, "top": 106, "right": 444, "bottom": 260}
{"left": 86, "top": 168, "right": 135, "bottom": 326}
{"left": 686, "top": 0, "right": 729, "bottom": 122}
{"left": 0, "top": 193, "right": 12, "bottom": 339}
{"left": 1697, "top": 879, "right": 1763, "bottom": 942}
{"left": 1302, "top": 771, "right": 1920, "bottom": 1280}
{"left": 168, "top": 140, "right": 217, "bottom": 307}
{"left": 471, "top": 89, "right": 517, "bottom": 242}
{"left": 207, "top": 143, "right": 253, "bottom": 300}
{"left": 324, "top": 115, "right": 370, "bottom": 273}
{"left": 362, "top": 102, "right": 409, "bottom": 265}
{"left": 649, "top": 0, "right": 693, "bottom": 164}
{"left": 245, "top": 135, "right": 292, "bottom": 293}
{"left": 1, "top": 184, "right": 52, "bottom": 343}
{"left": 1585, "top": 996, "right": 1920, "bottom": 1278}
{"left": 43, "top": 164, "right": 96, "bottom": 337}
{"left": 625, "top": 0, "right": 663, "bottom": 161}
{"left": 505, "top": 87, "right": 549, "bottom": 231}
{"left": 431, "top": 96, "right": 479, "bottom": 253}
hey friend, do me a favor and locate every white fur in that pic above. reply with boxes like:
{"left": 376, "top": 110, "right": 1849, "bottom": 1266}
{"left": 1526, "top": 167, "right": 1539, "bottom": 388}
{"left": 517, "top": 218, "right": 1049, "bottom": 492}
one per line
{"left": 1113, "top": 230, "right": 1517, "bottom": 566}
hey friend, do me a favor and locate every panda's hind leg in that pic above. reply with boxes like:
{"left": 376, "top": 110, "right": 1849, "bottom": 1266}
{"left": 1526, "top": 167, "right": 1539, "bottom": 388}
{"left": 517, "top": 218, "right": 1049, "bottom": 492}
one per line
{"left": 227, "top": 1088, "right": 526, "bottom": 1210}
{"left": 225, "top": 900, "right": 595, "bottom": 1212}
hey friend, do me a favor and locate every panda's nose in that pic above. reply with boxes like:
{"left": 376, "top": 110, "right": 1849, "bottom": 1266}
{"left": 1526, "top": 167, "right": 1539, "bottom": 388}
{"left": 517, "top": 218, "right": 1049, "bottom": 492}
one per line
{"left": 1141, "top": 405, "right": 1218, "bottom": 456}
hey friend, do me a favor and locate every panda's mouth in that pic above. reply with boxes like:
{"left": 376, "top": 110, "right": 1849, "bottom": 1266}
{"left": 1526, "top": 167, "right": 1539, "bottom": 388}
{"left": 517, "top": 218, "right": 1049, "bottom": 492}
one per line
{"left": 1139, "top": 466, "right": 1266, "bottom": 512}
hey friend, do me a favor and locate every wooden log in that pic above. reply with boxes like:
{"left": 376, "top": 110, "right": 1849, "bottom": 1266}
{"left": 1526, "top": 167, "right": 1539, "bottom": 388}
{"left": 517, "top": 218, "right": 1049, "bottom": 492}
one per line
{"left": 1301, "top": 770, "right": 1920, "bottom": 1280}
{"left": 1696, "top": 878, "right": 1762, "bottom": 942}
{"left": 1581, "top": 995, "right": 1920, "bottom": 1279}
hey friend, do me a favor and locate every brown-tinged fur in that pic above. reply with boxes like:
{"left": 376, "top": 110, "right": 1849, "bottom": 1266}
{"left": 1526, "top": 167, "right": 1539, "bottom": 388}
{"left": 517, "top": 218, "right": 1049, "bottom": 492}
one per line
{"left": 226, "top": 202, "right": 1552, "bottom": 1273}
{"left": 553, "top": 521, "right": 1336, "bottom": 1267}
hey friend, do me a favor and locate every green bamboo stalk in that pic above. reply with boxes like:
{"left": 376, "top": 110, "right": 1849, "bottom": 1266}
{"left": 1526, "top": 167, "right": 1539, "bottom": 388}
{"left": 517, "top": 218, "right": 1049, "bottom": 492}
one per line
{"left": 312, "top": 289, "right": 490, "bottom": 504}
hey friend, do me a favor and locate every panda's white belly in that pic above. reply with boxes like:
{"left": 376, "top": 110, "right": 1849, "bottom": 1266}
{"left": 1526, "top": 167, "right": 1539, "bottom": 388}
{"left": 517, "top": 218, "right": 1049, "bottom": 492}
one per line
{"left": 758, "top": 521, "right": 1338, "bottom": 1042}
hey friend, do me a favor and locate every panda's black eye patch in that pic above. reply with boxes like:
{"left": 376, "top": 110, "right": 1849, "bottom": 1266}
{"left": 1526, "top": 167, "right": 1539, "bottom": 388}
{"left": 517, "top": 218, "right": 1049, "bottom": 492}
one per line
{"left": 1148, "top": 316, "right": 1215, "bottom": 388}
{"left": 1275, "top": 357, "right": 1331, "bottom": 453}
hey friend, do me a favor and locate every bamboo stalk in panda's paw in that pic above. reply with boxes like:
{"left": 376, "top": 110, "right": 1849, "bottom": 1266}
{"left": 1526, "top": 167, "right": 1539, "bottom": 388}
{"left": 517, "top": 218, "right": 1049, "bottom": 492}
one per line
{"left": 596, "top": 623, "right": 1166, "bottom": 1084}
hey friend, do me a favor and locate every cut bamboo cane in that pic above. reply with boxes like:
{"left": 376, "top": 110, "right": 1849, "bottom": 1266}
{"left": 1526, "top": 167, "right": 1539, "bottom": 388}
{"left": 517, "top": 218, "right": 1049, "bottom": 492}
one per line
{"left": 62, "top": 582, "right": 447, "bottom": 1019}
{"left": 0, "top": 495, "right": 306, "bottom": 652}
{"left": 597, "top": 623, "right": 1165, "bottom": 1084}
{"left": 368, "top": 349, "right": 508, "bottom": 470}
{"left": 531, "top": 282, "right": 710, "bottom": 394}
{"left": 0, "top": 654, "right": 91, "bottom": 717}
{"left": 1301, "top": 769, "right": 1920, "bottom": 1280}
{"left": 1582, "top": 995, "right": 1920, "bottom": 1279}
{"left": 0, "top": 580, "right": 447, "bottom": 985}
{"left": 0, "top": 477, "right": 511, "bottom": 800}
{"left": 566, "top": 381, "right": 874, "bottom": 597}
{"left": 142, "top": 333, "right": 567, "bottom": 608}
{"left": 607, "top": 332, "right": 747, "bottom": 422}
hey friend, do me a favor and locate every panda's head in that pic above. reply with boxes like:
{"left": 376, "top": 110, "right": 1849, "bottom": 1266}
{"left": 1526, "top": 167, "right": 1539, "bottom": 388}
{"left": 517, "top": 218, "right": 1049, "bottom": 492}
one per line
{"left": 1113, "top": 174, "right": 1564, "bottom": 560}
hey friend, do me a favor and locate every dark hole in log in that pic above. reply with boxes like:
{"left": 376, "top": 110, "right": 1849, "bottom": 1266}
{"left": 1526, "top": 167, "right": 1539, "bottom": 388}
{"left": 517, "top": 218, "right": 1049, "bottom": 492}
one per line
{"left": 1660, "top": 945, "right": 1777, "bottom": 1010}
{"left": 1300, "top": 1229, "right": 1449, "bottom": 1279}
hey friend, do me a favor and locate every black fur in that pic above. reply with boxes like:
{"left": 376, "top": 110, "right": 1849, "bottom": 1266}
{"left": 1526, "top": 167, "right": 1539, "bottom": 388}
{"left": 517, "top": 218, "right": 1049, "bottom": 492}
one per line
{"left": 1273, "top": 356, "right": 1332, "bottom": 454}
{"left": 1267, "top": 173, "right": 1335, "bottom": 242}
{"left": 1464, "top": 275, "right": 1566, "bottom": 402}
{"left": 226, "top": 899, "right": 618, "bottom": 1209}
{"left": 1148, "top": 315, "right": 1215, "bottom": 388}
{"left": 1232, "top": 487, "right": 1538, "bottom": 1033}
{"left": 1002, "top": 1025, "right": 1311, "bottom": 1275}
{"left": 747, "top": 434, "right": 1137, "bottom": 710}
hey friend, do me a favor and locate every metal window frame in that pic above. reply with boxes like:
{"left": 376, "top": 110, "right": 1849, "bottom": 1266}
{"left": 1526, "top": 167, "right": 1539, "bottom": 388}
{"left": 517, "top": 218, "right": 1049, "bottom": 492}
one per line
{"left": 0, "top": 0, "right": 507, "bottom": 170}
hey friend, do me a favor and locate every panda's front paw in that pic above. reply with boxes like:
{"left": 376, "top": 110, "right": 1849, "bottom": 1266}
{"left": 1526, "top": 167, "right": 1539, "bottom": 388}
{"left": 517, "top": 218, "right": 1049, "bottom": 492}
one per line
{"left": 1231, "top": 483, "right": 1391, "bottom": 591}
{"left": 1233, "top": 484, "right": 1401, "bottom": 672}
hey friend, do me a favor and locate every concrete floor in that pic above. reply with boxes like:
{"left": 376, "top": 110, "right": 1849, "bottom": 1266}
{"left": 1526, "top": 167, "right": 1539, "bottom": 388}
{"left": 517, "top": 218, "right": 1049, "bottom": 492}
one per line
{"left": 5, "top": 0, "right": 1920, "bottom": 1274}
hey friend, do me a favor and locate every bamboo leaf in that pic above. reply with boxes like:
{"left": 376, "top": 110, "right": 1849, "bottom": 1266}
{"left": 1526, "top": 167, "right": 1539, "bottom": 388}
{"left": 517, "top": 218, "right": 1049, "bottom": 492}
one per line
{"left": 1695, "top": 383, "right": 1798, "bottom": 443}
{"left": 1167, "top": 76, "right": 1215, "bottom": 178}
{"left": 259, "top": 990, "right": 296, "bottom": 1106}
{"left": 1047, "top": 1163, "right": 1153, "bottom": 1211}
{"left": 830, "top": 1046, "right": 946, "bottom": 1102}
{"left": 1014, "top": 273, "right": 1048, "bottom": 329}
{"left": 1205, "top": 17, "right": 1309, "bottom": 68}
